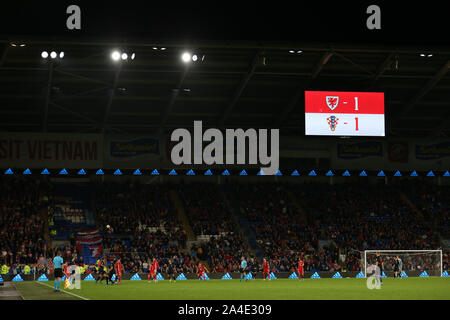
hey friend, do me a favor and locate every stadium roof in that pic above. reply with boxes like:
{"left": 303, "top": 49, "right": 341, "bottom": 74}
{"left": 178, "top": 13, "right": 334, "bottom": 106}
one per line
{"left": 1, "top": 38, "right": 449, "bottom": 137}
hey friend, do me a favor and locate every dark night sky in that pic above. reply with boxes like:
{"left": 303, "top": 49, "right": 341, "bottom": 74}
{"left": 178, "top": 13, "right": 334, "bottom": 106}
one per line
{"left": 0, "top": 1, "right": 449, "bottom": 45}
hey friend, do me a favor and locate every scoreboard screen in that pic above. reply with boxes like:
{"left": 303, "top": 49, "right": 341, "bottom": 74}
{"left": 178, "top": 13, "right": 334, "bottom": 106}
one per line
{"left": 305, "top": 91, "right": 385, "bottom": 136}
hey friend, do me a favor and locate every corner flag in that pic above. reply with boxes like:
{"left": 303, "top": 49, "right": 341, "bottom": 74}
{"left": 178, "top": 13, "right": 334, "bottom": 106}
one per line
{"left": 64, "top": 276, "right": 71, "bottom": 289}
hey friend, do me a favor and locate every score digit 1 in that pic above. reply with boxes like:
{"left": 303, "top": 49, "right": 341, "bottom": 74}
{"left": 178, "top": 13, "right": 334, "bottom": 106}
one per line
{"left": 354, "top": 97, "right": 359, "bottom": 111}
{"left": 355, "top": 117, "right": 359, "bottom": 131}
{"left": 354, "top": 97, "right": 359, "bottom": 131}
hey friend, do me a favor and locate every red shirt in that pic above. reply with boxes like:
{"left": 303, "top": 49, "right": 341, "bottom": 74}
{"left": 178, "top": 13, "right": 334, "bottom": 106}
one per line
{"left": 198, "top": 265, "right": 205, "bottom": 273}
{"left": 114, "top": 262, "right": 123, "bottom": 274}
{"left": 298, "top": 261, "right": 304, "bottom": 269}
{"left": 262, "top": 261, "right": 269, "bottom": 270}
{"left": 152, "top": 260, "right": 159, "bottom": 271}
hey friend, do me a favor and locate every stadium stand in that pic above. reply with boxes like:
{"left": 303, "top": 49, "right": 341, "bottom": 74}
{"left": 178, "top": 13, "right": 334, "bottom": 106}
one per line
{"left": 48, "top": 182, "right": 91, "bottom": 242}
{"left": 0, "top": 177, "right": 51, "bottom": 274}
{"left": 177, "top": 183, "right": 251, "bottom": 272}
{"left": 0, "top": 177, "right": 448, "bottom": 275}
{"left": 93, "top": 181, "right": 189, "bottom": 273}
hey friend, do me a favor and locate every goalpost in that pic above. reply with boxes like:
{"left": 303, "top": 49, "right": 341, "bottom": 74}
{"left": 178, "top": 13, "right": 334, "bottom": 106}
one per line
{"left": 363, "top": 250, "right": 443, "bottom": 278}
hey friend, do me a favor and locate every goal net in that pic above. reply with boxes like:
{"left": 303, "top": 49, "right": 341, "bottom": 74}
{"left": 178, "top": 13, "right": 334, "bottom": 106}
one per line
{"left": 363, "top": 250, "right": 442, "bottom": 277}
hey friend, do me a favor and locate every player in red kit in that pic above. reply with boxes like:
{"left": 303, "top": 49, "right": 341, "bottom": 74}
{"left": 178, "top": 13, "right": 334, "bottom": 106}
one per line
{"left": 148, "top": 258, "right": 159, "bottom": 283}
{"left": 262, "top": 258, "right": 270, "bottom": 280}
{"left": 297, "top": 258, "right": 305, "bottom": 281}
{"left": 63, "top": 262, "right": 70, "bottom": 277}
{"left": 148, "top": 263, "right": 154, "bottom": 283}
{"left": 197, "top": 263, "right": 208, "bottom": 281}
{"left": 114, "top": 258, "right": 123, "bottom": 284}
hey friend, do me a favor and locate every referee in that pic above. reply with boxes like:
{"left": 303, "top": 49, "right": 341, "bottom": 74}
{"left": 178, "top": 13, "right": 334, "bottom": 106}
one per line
{"left": 53, "top": 251, "right": 64, "bottom": 292}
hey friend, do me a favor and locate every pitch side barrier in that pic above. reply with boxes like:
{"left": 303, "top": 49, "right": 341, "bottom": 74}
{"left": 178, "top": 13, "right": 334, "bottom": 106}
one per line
{"left": 2, "top": 270, "right": 440, "bottom": 282}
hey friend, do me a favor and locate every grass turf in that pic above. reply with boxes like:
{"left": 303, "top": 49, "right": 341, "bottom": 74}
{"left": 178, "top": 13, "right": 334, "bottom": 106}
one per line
{"left": 13, "top": 278, "right": 450, "bottom": 300}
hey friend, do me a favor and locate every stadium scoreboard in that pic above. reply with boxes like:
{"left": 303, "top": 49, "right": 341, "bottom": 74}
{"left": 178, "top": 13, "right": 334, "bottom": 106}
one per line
{"left": 305, "top": 91, "right": 385, "bottom": 136}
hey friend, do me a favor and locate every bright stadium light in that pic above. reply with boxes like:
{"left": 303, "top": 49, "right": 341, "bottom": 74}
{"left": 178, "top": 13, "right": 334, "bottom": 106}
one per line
{"left": 181, "top": 52, "right": 192, "bottom": 63}
{"left": 59, "top": 52, "right": 65, "bottom": 59}
{"left": 160, "top": 47, "right": 167, "bottom": 51}
{"left": 111, "top": 51, "right": 121, "bottom": 61}
{"left": 50, "top": 51, "right": 57, "bottom": 59}
{"left": 131, "top": 53, "right": 136, "bottom": 60}
{"left": 192, "top": 54, "right": 198, "bottom": 62}
{"left": 121, "top": 53, "right": 128, "bottom": 60}
{"left": 41, "top": 51, "right": 49, "bottom": 59}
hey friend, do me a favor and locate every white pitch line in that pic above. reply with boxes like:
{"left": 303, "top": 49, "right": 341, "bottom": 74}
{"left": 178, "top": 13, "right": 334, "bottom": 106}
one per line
{"left": 35, "top": 281, "right": 90, "bottom": 300}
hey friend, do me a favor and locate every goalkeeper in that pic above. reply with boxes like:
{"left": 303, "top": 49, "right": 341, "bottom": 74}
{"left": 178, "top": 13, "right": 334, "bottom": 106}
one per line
{"left": 394, "top": 256, "right": 403, "bottom": 279}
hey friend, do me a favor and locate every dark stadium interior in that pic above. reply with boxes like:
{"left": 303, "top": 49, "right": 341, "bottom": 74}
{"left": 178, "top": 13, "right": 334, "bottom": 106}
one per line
{"left": 0, "top": 2, "right": 449, "bottom": 303}
{"left": 0, "top": 40, "right": 449, "bottom": 137}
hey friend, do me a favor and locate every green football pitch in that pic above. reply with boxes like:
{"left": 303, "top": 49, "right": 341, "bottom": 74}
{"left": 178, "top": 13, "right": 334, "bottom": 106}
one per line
{"left": 12, "top": 278, "right": 450, "bottom": 300}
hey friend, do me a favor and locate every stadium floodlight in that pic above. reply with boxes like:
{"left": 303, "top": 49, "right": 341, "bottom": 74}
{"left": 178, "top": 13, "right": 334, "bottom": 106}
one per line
{"left": 427, "top": 54, "right": 433, "bottom": 57}
{"left": 50, "top": 51, "right": 57, "bottom": 59}
{"left": 111, "top": 51, "right": 121, "bottom": 61}
{"left": 289, "top": 50, "right": 295, "bottom": 53}
{"left": 181, "top": 52, "right": 192, "bottom": 63}
{"left": 41, "top": 51, "right": 49, "bottom": 59}
{"left": 59, "top": 52, "right": 64, "bottom": 59}
{"left": 152, "top": 47, "right": 158, "bottom": 50}
{"left": 297, "top": 50, "right": 303, "bottom": 54}
{"left": 131, "top": 53, "right": 135, "bottom": 60}
{"left": 192, "top": 54, "right": 198, "bottom": 62}
{"left": 420, "top": 53, "right": 426, "bottom": 57}
{"left": 121, "top": 53, "right": 128, "bottom": 60}
{"left": 160, "top": 47, "right": 167, "bottom": 51}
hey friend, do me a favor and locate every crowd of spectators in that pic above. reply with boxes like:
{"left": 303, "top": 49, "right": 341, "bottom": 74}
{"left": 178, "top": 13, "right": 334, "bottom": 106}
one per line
{"left": 177, "top": 183, "right": 252, "bottom": 272}
{"left": 1, "top": 177, "right": 448, "bottom": 275}
{"left": 0, "top": 177, "right": 50, "bottom": 268}
{"left": 178, "top": 183, "right": 235, "bottom": 235}
{"left": 399, "top": 181, "right": 450, "bottom": 238}
{"left": 233, "top": 183, "right": 341, "bottom": 273}
{"left": 231, "top": 182, "right": 447, "bottom": 273}
{"left": 94, "top": 181, "right": 190, "bottom": 273}
{"left": 193, "top": 233, "right": 251, "bottom": 273}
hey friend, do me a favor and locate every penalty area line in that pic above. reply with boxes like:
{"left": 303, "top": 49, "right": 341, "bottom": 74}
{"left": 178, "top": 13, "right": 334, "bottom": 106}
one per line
{"left": 35, "top": 281, "right": 90, "bottom": 300}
